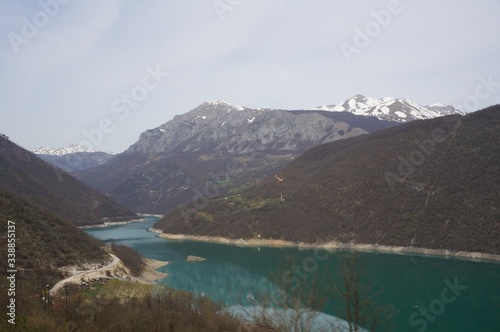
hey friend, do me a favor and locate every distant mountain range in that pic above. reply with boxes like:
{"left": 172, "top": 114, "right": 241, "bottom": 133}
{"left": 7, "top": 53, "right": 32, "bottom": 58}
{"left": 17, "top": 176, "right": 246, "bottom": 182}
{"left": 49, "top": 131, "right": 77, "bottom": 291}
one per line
{"left": 74, "top": 99, "right": 405, "bottom": 213}
{"left": 124, "top": 100, "right": 371, "bottom": 154}
{"left": 32, "top": 144, "right": 114, "bottom": 172}
{"left": 33, "top": 96, "right": 463, "bottom": 173}
{"left": 155, "top": 106, "right": 500, "bottom": 254}
{"left": 32, "top": 144, "right": 96, "bottom": 156}
{"left": 154, "top": 105, "right": 500, "bottom": 255}
{"left": 312, "top": 94, "right": 464, "bottom": 122}
{"left": 2, "top": 95, "right": 490, "bottom": 259}
{"left": 73, "top": 97, "right": 463, "bottom": 214}
{"left": 0, "top": 136, "right": 136, "bottom": 226}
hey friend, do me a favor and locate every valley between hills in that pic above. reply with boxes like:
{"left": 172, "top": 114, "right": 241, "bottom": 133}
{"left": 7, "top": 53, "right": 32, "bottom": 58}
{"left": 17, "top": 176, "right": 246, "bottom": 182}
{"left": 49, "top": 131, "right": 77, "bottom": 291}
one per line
{"left": 2, "top": 96, "right": 499, "bottom": 331}
{"left": 3, "top": 2, "right": 500, "bottom": 330}
{"left": 9, "top": 96, "right": 497, "bottom": 258}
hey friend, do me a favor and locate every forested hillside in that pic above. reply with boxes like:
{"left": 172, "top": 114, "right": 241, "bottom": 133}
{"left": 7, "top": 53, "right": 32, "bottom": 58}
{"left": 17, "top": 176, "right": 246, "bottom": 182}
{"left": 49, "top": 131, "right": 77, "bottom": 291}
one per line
{"left": 155, "top": 106, "right": 500, "bottom": 255}
{"left": 0, "top": 136, "right": 136, "bottom": 226}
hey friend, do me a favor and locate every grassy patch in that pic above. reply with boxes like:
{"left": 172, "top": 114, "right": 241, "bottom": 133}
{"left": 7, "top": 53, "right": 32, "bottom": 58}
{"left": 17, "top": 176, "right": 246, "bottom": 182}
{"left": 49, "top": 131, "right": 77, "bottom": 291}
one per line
{"left": 222, "top": 195, "right": 284, "bottom": 210}
{"left": 194, "top": 211, "right": 214, "bottom": 222}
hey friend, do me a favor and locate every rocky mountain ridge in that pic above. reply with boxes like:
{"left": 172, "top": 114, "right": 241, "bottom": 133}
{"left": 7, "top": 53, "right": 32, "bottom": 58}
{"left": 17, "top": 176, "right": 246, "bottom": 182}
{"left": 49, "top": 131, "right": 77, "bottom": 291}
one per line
{"left": 75, "top": 101, "right": 397, "bottom": 213}
{"left": 75, "top": 97, "right": 461, "bottom": 214}
{"left": 32, "top": 144, "right": 97, "bottom": 156}
{"left": 125, "top": 100, "right": 367, "bottom": 155}
{"left": 312, "top": 94, "right": 464, "bottom": 122}
{"left": 32, "top": 144, "right": 114, "bottom": 172}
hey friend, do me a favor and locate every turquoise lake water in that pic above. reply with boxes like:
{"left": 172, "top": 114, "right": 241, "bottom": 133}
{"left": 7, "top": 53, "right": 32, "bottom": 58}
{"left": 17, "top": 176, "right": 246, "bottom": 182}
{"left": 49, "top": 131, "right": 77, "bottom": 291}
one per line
{"left": 85, "top": 216, "right": 500, "bottom": 331}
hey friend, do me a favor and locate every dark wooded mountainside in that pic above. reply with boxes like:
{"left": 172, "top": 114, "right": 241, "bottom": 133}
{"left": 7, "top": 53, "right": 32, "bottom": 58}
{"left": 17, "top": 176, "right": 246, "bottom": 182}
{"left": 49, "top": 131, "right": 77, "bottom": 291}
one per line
{"left": 155, "top": 105, "right": 500, "bottom": 255}
{"left": 0, "top": 190, "right": 106, "bottom": 272}
{"left": 0, "top": 136, "right": 136, "bottom": 226}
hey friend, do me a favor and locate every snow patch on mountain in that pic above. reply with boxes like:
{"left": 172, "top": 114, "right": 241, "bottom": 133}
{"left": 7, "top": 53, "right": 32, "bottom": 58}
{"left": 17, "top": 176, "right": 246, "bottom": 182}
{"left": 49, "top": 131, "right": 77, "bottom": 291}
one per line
{"left": 312, "top": 95, "right": 464, "bottom": 122}
{"left": 205, "top": 100, "right": 245, "bottom": 111}
{"left": 32, "top": 144, "right": 98, "bottom": 156}
{"left": 32, "top": 144, "right": 115, "bottom": 172}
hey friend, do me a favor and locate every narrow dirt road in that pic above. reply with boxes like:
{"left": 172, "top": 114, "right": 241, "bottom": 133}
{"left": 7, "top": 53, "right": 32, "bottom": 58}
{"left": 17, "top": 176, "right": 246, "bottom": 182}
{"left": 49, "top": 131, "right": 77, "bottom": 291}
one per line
{"left": 49, "top": 253, "right": 120, "bottom": 296}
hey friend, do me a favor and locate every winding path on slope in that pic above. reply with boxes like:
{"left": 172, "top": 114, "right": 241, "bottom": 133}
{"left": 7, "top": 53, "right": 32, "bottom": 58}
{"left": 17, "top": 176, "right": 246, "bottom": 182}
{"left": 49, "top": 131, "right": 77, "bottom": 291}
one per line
{"left": 49, "top": 253, "right": 120, "bottom": 296}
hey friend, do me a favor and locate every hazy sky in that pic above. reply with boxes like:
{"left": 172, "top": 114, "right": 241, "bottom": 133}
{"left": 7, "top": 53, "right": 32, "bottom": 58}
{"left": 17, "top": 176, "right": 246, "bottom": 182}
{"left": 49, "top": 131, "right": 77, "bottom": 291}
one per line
{"left": 1, "top": 0, "right": 499, "bottom": 153}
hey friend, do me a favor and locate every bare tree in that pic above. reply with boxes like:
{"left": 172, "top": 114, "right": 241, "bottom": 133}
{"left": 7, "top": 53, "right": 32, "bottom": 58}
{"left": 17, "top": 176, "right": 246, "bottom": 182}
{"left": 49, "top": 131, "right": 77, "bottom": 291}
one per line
{"left": 335, "top": 253, "right": 396, "bottom": 332}
{"left": 237, "top": 252, "right": 396, "bottom": 332}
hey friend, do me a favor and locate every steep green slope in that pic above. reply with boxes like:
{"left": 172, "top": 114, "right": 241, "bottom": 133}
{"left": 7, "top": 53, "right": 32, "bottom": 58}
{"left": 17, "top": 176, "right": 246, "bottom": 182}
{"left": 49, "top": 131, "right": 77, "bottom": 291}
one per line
{"left": 0, "top": 136, "right": 137, "bottom": 226}
{"left": 154, "top": 105, "right": 500, "bottom": 254}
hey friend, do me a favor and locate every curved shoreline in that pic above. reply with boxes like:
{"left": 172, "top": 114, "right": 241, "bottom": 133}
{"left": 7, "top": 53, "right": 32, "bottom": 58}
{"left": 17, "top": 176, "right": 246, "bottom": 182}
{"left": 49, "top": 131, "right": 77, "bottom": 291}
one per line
{"left": 78, "top": 214, "right": 158, "bottom": 229}
{"left": 79, "top": 217, "right": 147, "bottom": 229}
{"left": 79, "top": 214, "right": 164, "bottom": 229}
{"left": 149, "top": 228, "right": 500, "bottom": 263}
{"left": 138, "top": 213, "right": 164, "bottom": 218}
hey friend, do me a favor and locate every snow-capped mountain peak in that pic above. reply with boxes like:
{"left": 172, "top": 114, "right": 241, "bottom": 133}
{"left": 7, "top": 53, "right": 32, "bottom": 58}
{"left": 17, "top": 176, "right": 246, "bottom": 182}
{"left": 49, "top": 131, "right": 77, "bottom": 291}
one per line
{"left": 203, "top": 100, "right": 245, "bottom": 111}
{"left": 312, "top": 95, "right": 464, "bottom": 122}
{"left": 32, "top": 144, "right": 95, "bottom": 156}
{"left": 32, "top": 144, "right": 115, "bottom": 172}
